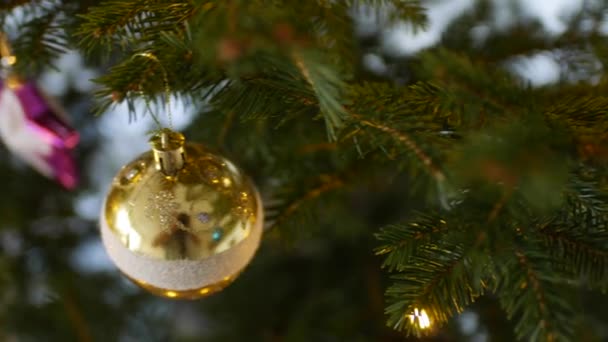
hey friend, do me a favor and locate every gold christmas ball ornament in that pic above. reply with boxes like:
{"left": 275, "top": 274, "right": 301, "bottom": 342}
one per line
{"left": 100, "top": 129, "right": 263, "bottom": 299}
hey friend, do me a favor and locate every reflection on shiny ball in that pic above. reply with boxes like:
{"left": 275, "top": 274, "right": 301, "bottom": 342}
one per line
{"left": 101, "top": 140, "right": 263, "bottom": 299}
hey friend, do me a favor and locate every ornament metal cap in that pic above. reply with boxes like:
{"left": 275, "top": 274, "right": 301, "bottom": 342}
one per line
{"left": 0, "top": 33, "right": 16, "bottom": 68}
{"left": 150, "top": 128, "right": 186, "bottom": 176}
{"left": 0, "top": 33, "right": 20, "bottom": 87}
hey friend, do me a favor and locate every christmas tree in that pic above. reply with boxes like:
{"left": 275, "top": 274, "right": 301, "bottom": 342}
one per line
{"left": 1, "top": 0, "right": 608, "bottom": 341}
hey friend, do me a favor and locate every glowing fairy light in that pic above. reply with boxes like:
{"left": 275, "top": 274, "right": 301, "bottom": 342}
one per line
{"left": 409, "top": 308, "right": 431, "bottom": 329}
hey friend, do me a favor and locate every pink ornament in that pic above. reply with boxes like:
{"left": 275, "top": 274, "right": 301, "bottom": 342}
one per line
{"left": 0, "top": 80, "right": 79, "bottom": 189}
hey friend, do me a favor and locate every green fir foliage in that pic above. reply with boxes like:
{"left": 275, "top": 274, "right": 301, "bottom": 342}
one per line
{"left": 2, "top": 0, "right": 608, "bottom": 341}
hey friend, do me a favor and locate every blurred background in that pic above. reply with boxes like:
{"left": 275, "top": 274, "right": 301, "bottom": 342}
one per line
{"left": 2, "top": 0, "right": 608, "bottom": 341}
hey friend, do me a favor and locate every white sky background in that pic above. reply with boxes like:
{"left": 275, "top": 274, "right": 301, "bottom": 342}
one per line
{"left": 383, "top": 0, "right": 584, "bottom": 52}
{"left": 39, "top": 0, "right": 587, "bottom": 271}
{"left": 378, "top": 0, "right": 586, "bottom": 86}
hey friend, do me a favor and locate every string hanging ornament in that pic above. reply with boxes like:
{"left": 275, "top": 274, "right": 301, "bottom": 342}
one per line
{"left": 100, "top": 52, "right": 263, "bottom": 299}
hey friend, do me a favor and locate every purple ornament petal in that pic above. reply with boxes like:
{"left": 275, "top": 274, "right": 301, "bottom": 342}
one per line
{"left": 47, "top": 146, "right": 79, "bottom": 189}
{"left": 0, "top": 79, "right": 79, "bottom": 189}
{"left": 15, "top": 82, "right": 79, "bottom": 148}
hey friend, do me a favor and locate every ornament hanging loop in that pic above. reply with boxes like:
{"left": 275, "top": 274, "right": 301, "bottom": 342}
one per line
{"left": 131, "top": 51, "right": 174, "bottom": 130}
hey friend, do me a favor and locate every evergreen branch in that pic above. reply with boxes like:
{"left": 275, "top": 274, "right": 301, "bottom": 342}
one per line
{"left": 348, "top": 82, "right": 445, "bottom": 122}
{"left": 62, "top": 292, "right": 93, "bottom": 342}
{"left": 560, "top": 172, "right": 608, "bottom": 227}
{"left": 498, "top": 245, "right": 577, "bottom": 341}
{"left": 413, "top": 49, "right": 528, "bottom": 124}
{"left": 10, "top": 9, "right": 69, "bottom": 74}
{"left": 211, "top": 76, "right": 317, "bottom": 123}
{"left": 536, "top": 174, "right": 608, "bottom": 289}
{"left": 89, "top": 29, "right": 216, "bottom": 108}
{"left": 77, "top": 0, "right": 196, "bottom": 53}
{"left": 543, "top": 97, "right": 608, "bottom": 161}
{"left": 345, "top": 82, "right": 452, "bottom": 143}
{"left": 539, "top": 174, "right": 608, "bottom": 288}
{"left": 217, "top": 109, "right": 236, "bottom": 147}
{"left": 514, "top": 250, "right": 556, "bottom": 338}
{"left": 339, "top": 0, "right": 427, "bottom": 25}
{"left": 384, "top": 238, "right": 486, "bottom": 336}
{"left": 266, "top": 174, "right": 345, "bottom": 232}
{"left": 538, "top": 226, "right": 608, "bottom": 289}
{"left": 375, "top": 214, "right": 451, "bottom": 272}
{"left": 292, "top": 49, "right": 349, "bottom": 141}
{"left": 487, "top": 188, "right": 514, "bottom": 222}
{"left": 91, "top": 55, "right": 161, "bottom": 113}
{"left": 544, "top": 95, "right": 608, "bottom": 133}
{"left": 340, "top": 82, "right": 454, "bottom": 204}
{"left": 351, "top": 113, "right": 446, "bottom": 183}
